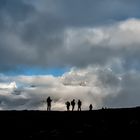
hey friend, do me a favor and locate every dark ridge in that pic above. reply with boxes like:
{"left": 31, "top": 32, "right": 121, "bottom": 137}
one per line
{"left": 0, "top": 107, "right": 140, "bottom": 139}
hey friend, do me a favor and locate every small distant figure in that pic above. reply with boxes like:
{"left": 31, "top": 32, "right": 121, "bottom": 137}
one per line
{"left": 102, "top": 107, "right": 107, "bottom": 110}
{"left": 89, "top": 104, "right": 93, "bottom": 111}
{"left": 71, "top": 99, "right": 75, "bottom": 111}
{"left": 77, "top": 100, "right": 82, "bottom": 111}
{"left": 46, "top": 96, "right": 52, "bottom": 111}
{"left": 65, "top": 101, "right": 71, "bottom": 111}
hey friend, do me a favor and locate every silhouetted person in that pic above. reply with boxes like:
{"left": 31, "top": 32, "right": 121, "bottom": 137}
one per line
{"left": 89, "top": 104, "right": 93, "bottom": 111}
{"left": 77, "top": 100, "right": 82, "bottom": 111}
{"left": 65, "top": 101, "right": 70, "bottom": 111}
{"left": 71, "top": 99, "right": 75, "bottom": 111}
{"left": 46, "top": 96, "right": 52, "bottom": 111}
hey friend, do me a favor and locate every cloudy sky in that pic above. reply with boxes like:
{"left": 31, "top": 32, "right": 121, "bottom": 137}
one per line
{"left": 1, "top": 0, "right": 140, "bottom": 110}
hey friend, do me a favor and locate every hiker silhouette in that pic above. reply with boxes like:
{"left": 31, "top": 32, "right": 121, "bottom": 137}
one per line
{"left": 65, "top": 101, "right": 71, "bottom": 111}
{"left": 89, "top": 104, "right": 93, "bottom": 111}
{"left": 46, "top": 96, "right": 52, "bottom": 111}
{"left": 71, "top": 99, "right": 75, "bottom": 111}
{"left": 77, "top": 100, "right": 82, "bottom": 111}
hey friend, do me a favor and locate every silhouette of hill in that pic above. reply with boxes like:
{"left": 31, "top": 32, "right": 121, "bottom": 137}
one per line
{"left": 0, "top": 107, "right": 140, "bottom": 139}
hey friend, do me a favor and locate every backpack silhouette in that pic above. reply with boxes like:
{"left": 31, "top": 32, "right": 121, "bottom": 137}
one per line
{"left": 65, "top": 101, "right": 70, "bottom": 111}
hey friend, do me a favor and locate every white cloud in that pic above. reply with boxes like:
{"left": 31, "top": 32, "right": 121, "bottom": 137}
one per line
{"left": 0, "top": 66, "right": 123, "bottom": 110}
{"left": 0, "top": 81, "right": 17, "bottom": 89}
{"left": 0, "top": 63, "right": 140, "bottom": 110}
{"left": 65, "top": 18, "right": 140, "bottom": 48}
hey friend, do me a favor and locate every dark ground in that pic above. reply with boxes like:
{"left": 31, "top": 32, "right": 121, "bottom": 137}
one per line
{"left": 0, "top": 107, "right": 140, "bottom": 139}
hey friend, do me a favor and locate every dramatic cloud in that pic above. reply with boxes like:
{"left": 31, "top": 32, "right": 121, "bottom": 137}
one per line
{"left": 0, "top": 67, "right": 121, "bottom": 110}
{"left": 0, "top": 0, "right": 140, "bottom": 70}
{"left": 0, "top": 66, "right": 140, "bottom": 110}
{"left": 0, "top": 0, "right": 140, "bottom": 110}
{"left": 2, "top": 17, "right": 140, "bottom": 69}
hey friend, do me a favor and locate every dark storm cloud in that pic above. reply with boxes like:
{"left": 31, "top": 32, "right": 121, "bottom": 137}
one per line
{"left": 56, "top": 0, "right": 140, "bottom": 26}
{"left": 0, "top": 0, "right": 140, "bottom": 71}
{"left": 0, "top": 0, "right": 34, "bottom": 19}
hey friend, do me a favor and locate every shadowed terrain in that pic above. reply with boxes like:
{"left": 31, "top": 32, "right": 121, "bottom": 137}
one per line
{"left": 0, "top": 107, "right": 140, "bottom": 139}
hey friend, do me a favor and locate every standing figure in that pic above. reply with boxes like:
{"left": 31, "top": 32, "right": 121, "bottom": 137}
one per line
{"left": 89, "top": 104, "right": 93, "bottom": 111}
{"left": 71, "top": 99, "right": 75, "bottom": 111}
{"left": 77, "top": 100, "right": 82, "bottom": 111}
{"left": 46, "top": 96, "right": 52, "bottom": 111}
{"left": 65, "top": 101, "right": 70, "bottom": 111}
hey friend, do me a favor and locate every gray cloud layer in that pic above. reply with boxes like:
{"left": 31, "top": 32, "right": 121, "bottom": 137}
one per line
{"left": 0, "top": 0, "right": 140, "bottom": 70}
{"left": 0, "top": 0, "right": 140, "bottom": 110}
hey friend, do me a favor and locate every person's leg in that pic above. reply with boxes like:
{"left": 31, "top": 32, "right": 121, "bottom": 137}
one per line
{"left": 48, "top": 105, "right": 50, "bottom": 111}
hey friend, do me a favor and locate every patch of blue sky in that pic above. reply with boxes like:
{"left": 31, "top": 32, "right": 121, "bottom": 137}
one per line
{"left": 2, "top": 65, "right": 70, "bottom": 77}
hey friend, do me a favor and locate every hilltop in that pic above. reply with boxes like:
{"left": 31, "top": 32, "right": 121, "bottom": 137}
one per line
{"left": 0, "top": 107, "right": 140, "bottom": 139}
